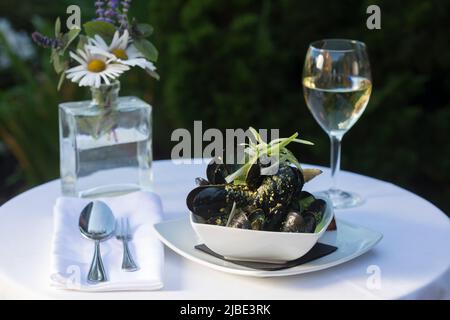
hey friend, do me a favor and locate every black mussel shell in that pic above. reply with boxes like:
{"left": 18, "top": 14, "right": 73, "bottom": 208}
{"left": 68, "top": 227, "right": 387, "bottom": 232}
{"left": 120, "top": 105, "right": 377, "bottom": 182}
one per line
{"left": 195, "top": 177, "right": 210, "bottom": 186}
{"left": 206, "top": 157, "right": 240, "bottom": 185}
{"left": 263, "top": 205, "right": 287, "bottom": 231}
{"left": 186, "top": 186, "right": 229, "bottom": 219}
{"left": 228, "top": 211, "right": 250, "bottom": 229}
{"left": 206, "top": 158, "right": 227, "bottom": 184}
{"left": 298, "top": 213, "right": 316, "bottom": 233}
{"left": 248, "top": 209, "right": 266, "bottom": 230}
{"left": 304, "top": 199, "right": 326, "bottom": 223}
{"left": 291, "top": 167, "right": 305, "bottom": 198}
{"left": 205, "top": 215, "right": 228, "bottom": 226}
{"left": 246, "top": 163, "right": 265, "bottom": 190}
{"left": 280, "top": 211, "right": 304, "bottom": 233}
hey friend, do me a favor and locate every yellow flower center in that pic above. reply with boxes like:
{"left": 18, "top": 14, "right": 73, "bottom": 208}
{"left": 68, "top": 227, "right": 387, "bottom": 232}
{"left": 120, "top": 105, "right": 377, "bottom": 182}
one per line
{"left": 112, "top": 48, "right": 128, "bottom": 60}
{"left": 87, "top": 59, "right": 106, "bottom": 73}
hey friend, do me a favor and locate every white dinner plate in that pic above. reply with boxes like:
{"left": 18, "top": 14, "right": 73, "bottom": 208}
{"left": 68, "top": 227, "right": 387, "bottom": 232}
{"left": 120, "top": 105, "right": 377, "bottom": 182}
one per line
{"left": 154, "top": 218, "right": 383, "bottom": 277}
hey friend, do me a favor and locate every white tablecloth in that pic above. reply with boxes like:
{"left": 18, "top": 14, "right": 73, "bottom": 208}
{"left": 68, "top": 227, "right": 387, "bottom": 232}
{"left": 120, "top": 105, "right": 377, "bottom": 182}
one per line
{"left": 0, "top": 160, "right": 449, "bottom": 299}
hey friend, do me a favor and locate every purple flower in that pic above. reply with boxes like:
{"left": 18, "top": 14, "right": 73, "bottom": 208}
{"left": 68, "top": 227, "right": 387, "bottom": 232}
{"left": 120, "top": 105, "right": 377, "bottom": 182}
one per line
{"left": 118, "top": 0, "right": 132, "bottom": 29}
{"left": 121, "top": 0, "right": 132, "bottom": 13}
{"left": 109, "top": 0, "right": 120, "bottom": 9}
{"left": 104, "top": 9, "right": 116, "bottom": 18}
{"left": 95, "top": 0, "right": 106, "bottom": 18}
{"left": 31, "top": 32, "right": 61, "bottom": 49}
{"left": 94, "top": 0, "right": 133, "bottom": 29}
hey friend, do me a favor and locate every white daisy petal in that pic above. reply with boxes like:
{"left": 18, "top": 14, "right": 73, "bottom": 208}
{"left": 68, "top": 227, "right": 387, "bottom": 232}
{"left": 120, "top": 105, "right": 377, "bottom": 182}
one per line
{"left": 103, "top": 72, "right": 117, "bottom": 79}
{"left": 66, "top": 65, "right": 86, "bottom": 73}
{"left": 87, "top": 45, "right": 116, "bottom": 59}
{"left": 66, "top": 70, "right": 86, "bottom": 82}
{"left": 120, "top": 30, "right": 129, "bottom": 48}
{"left": 94, "top": 35, "right": 109, "bottom": 50}
{"left": 126, "top": 45, "right": 144, "bottom": 59}
{"left": 100, "top": 73, "right": 111, "bottom": 85}
{"left": 120, "top": 58, "right": 156, "bottom": 70}
{"left": 67, "top": 38, "right": 135, "bottom": 87}
{"left": 110, "top": 31, "right": 121, "bottom": 50}
{"left": 79, "top": 74, "right": 91, "bottom": 87}
{"left": 72, "top": 72, "right": 87, "bottom": 82}
{"left": 88, "top": 74, "right": 98, "bottom": 87}
{"left": 76, "top": 49, "right": 88, "bottom": 62}
{"left": 95, "top": 74, "right": 101, "bottom": 88}
{"left": 69, "top": 51, "right": 87, "bottom": 66}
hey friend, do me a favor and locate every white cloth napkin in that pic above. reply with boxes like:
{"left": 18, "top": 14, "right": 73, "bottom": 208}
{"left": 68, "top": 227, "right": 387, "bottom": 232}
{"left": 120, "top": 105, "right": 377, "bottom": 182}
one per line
{"left": 50, "top": 191, "right": 164, "bottom": 292}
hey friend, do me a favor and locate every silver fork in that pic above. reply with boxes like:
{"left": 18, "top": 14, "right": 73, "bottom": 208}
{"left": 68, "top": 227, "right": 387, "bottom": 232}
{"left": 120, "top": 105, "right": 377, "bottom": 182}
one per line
{"left": 116, "top": 217, "right": 139, "bottom": 272}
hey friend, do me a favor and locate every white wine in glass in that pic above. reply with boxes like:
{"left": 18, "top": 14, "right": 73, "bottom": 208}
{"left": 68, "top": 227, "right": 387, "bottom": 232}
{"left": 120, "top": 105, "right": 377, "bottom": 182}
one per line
{"left": 302, "top": 39, "right": 372, "bottom": 209}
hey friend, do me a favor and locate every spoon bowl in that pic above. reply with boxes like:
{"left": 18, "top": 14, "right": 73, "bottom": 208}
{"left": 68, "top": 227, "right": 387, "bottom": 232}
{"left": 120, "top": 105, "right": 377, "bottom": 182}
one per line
{"left": 79, "top": 201, "right": 115, "bottom": 283}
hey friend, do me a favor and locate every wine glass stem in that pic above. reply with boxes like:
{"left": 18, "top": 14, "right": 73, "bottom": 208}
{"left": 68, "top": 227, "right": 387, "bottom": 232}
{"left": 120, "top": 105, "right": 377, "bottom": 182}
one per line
{"left": 330, "top": 134, "right": 343, "bottom": 191}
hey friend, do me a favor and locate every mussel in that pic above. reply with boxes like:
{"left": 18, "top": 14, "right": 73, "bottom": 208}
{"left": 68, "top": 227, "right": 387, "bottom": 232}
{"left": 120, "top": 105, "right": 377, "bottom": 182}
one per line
{"left": 205, "top": 215, "right": 228, "bottom": 226}
{"left": 187, "top": 164, "right": 303, "bottom": 219}
{"left": 248, "top": 209, "right": 266, "bottom": 230}
{"left": 186, "top": 158, "right": 326, "bottom": 233}
{"left": 298, "top": 213, "right": 316, "bottom": 233}
{"left": 263, "top": 204, "right": 287, "bottom": 231}
{"left": 195, "top": 177, "right": 210, "bottom": 186}
{"left": 245, "top": 161, "right": 267, "bottom": 190}
{"left": 186, "top": 186, "right": 231, "bottom": 218}
{"left": 281, "top": 211, "right": 304, "bottom": 232}
{"left": 304, "top": 199, "right": 326, "bottom": 223}
{"left": 281, "top": 210, "right": 316, "bottom": 233}
{"left": 228, "top": 210, "right": 250, "bottom": 229}
{"left": 206, "top": 157, "right": 239, "bottom": 185}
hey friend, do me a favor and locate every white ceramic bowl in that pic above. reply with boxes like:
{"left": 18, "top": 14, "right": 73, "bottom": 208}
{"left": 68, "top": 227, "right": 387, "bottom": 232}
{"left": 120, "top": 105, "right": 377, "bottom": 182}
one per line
{"left": 190, "top": 194, "right": 334, "bottom": 263}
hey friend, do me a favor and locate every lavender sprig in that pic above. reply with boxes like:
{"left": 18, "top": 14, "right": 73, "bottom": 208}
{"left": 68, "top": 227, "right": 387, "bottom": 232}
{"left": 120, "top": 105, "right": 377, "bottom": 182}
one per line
{"left": 31, "top": 32, "right": 61, "bottom": 49}
{"left": 95, "top": 0, "right": 106, "bottom": 18}
{"left": 119, "top": 0, "right": 132, "bottom": 30}
{"left": 122, "top": 0, "right": 132, "bottom": 14}
{"left": 106, "top": 0, "right": 120, "bottom": 20}
{"left": 95, "top": 0, "right": 114, "bottom": 24}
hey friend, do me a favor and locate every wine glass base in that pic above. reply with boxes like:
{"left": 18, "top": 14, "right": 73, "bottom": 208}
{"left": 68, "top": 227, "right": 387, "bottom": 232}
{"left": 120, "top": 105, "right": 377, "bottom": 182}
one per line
{"left": 318, "top": 189, "right": 364, "bottom": 209}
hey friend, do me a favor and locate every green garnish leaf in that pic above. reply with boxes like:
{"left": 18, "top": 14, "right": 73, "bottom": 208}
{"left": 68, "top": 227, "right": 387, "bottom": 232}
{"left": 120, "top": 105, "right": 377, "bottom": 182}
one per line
{"left": 225, "top": 128, "right": 314, "bottom": 184}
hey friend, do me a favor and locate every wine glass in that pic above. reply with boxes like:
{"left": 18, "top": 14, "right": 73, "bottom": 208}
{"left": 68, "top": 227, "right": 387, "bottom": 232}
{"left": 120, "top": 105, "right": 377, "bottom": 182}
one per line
{"left": 302, "top": 39, "right": 372, "bottom": 209}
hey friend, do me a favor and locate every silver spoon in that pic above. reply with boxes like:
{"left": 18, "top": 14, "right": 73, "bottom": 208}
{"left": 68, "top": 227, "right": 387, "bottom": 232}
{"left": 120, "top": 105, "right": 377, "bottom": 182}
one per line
{"left": 79, "top": 201, "right": 115, "bottom": 284}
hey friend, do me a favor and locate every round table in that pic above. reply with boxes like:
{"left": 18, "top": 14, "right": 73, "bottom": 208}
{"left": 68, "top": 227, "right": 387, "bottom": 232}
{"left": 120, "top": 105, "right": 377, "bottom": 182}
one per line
{"left": 0, "top": 160, "right": 449, "bottom": 299}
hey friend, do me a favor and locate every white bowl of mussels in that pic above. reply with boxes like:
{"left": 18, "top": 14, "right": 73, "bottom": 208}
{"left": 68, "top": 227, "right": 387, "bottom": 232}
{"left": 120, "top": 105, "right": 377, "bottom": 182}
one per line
{"left": 186, "top": 160, "right": 334, "bottom": 263}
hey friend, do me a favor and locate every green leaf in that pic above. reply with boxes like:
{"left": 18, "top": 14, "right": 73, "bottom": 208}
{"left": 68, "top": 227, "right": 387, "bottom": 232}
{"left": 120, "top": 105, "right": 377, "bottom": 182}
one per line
{"left": 134, "top": 39, "right": 158, "bottom": 62}
{"left": 76, "top": 35, "right": 88, "bottom": 51}
{"left": 83, "top": 21, "right": 116, "bottom": 43}
{"left": 51, "top": 49, "right": 68, "bottom": 73}
{"left": 55, "top": 17, "right": 61, "bottom": 37}
{"left": 136, "top": 24, "right": 154, "bottom": 37}
{"left": 57, "top": 72, "right": 66, "bottom": 91}
{"left": 62, "top": 27, "right": 81, "bottom": 52}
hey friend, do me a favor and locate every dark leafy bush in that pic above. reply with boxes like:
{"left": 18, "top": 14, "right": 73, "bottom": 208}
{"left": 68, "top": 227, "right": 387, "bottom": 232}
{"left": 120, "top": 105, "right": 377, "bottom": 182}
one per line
{"left": 0, "top": 0, "right": 449, "bottom": 214}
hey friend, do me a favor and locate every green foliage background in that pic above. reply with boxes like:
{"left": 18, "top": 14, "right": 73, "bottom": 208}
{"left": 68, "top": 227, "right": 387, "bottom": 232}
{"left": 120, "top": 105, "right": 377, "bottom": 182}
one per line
{"left": 0, "top": 0, "right": 449, "bottom": 214}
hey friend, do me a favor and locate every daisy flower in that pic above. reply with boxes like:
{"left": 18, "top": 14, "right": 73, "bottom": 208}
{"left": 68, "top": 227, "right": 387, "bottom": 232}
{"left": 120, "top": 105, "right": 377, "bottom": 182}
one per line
{"left": 87, "top": 30, "right": 156, "bottom": 71}
{"left": 65, "top": 47, "right": 130, "bottom": 88}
